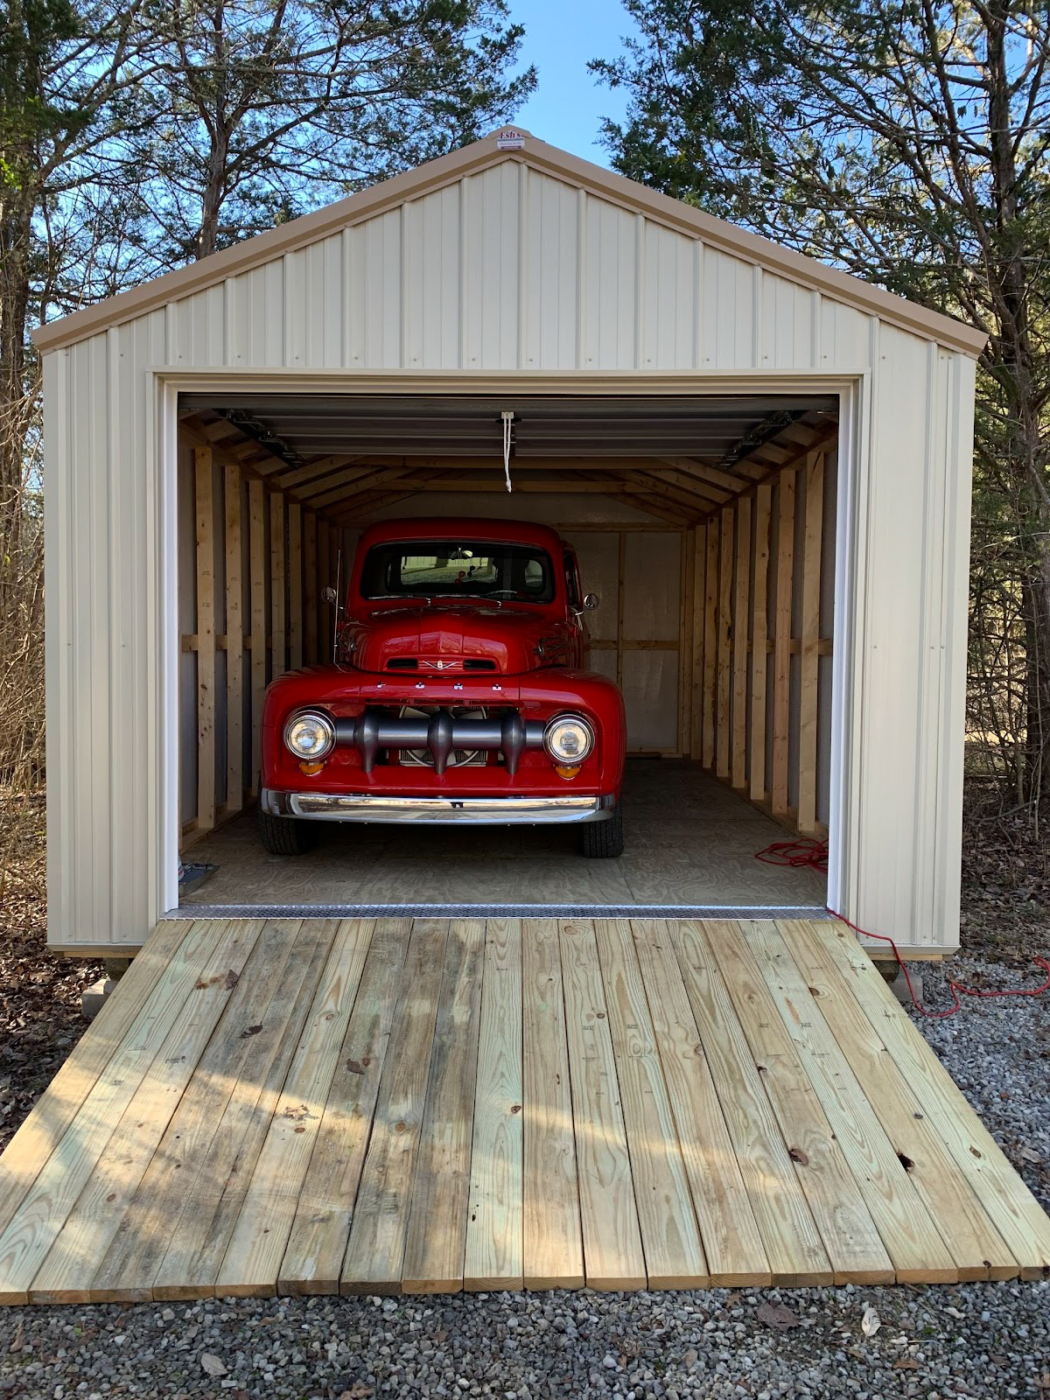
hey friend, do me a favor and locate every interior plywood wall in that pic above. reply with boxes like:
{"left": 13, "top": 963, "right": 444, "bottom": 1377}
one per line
{"left": 690, "top": 445, "right": 836, "bottom": 834}
{"left": 178, "top": 436, "right": 349, "bottom": 847}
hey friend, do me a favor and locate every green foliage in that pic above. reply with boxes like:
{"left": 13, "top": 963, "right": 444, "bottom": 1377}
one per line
{"left": 595, "top": 0, "right": 1050, "bottom": 812}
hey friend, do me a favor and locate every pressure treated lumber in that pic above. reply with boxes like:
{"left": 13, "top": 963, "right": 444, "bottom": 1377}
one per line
{"left": 401, "top": 919, "right": 486, "bottom": 1293}
{"left": 90, "top": 918, "right": 309, "bottom": 1302}
{"left": 671, "top": 921, "right": 834, "bottom": 1285}
{"left": 521, "top": 919, "right": 584, "bottom": 1290}
{"left": 593, "top": 920, "right": 708, "bottom": 1287}
{"left": 559, "top": 919, "right": 646, "bottom": 1290}
{"left": 194, "top": 447, "right": 216, "bottom": 832}
{"left": 216, "top": 919, "right": 375, "bottom": 1296}
{"left": 776, "top": 920, "right": 1018, "bottom": 1280}
{"left": 341, "top": 921, "right": 450, "bottom": 1294}
{"left": 630, "top": 920, "right": 770, "bottom": 1286}
{"left": 279, "top": 919, "right": 413, "bottom": 1294}
{"left": 0, "top": 916, "right": 1043, "bottom": 1301}
{"left": 464, "top": 919, "right": 524, "bottom": 1291}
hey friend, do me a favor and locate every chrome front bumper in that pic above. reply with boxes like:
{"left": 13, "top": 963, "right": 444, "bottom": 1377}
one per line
{"left": 260, "top": 789, "right": 616, "bottom": 825}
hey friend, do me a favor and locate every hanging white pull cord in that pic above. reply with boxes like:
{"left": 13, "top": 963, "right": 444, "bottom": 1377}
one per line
{"left": 501, "top": 411, "right": 514, "bottom": 493}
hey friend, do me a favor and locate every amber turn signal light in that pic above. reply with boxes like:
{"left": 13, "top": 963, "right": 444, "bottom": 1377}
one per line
{"left": 298, "top": 760, "right": 325, "bottom": 775}
{"left": 555, "top": 764, "right": 581, "bottom": 780}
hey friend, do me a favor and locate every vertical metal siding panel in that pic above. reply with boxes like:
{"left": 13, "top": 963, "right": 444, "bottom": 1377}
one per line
{"left": 819, "top": 299, "right": 871, "bottom": 368}
{"left": 523, "top": 168, "right": 577, "bottom": 368}
{"left": 911, "top": 344, "right": 949, "bottom": 940}
{"left": 43, "top": 350, "right": 73, "bottom": 945}
{"left": 290, "top": 235, "right": 343, "bottom": 368}
{"left": 582, "top": 195, "right": 636, "bottom": 368}
{"left": 345, "top": 209, "right": 403, "bottom": 368}
{"left": 174, "top": 286, "right": 225, "bottom": 365}
{"left": 937, "top": 353, "right": 975, "bottom": 945}
{"left": 856, "top": 325, "right": 934, "bottom": 944}
{"left": 642, "top": 223, "right": 695, "bottom": 368}
{"left": 700, "top": 248, "right": 755, "bottom": 367}
{"left": 402, "top": 186, "right": 461, "bottom": 367}
{"left": 462, "top": 163, "right": 520, "bottom": 369}
{"left": 283, "top": 250, "right": 307, "bottom": 367}
{"left": 762, "top": 275, "right": 815, "bottom": 368}
{"left": 322, "top": 234, "right": 343, "bottom": 367}
{"left": 75, "top": 335, "right": 111, "bottom": 938}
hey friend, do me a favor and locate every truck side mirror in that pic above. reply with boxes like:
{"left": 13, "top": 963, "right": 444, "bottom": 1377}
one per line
{"left": 583, "top": 593, "right": 600, "bottom": 611}
{"left": 321, "top": 586, "right": 338, "bottom": 605}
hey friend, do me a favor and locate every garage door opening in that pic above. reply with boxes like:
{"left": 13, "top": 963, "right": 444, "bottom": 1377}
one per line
{"left": 174, "top": 393, "right": 839, "bottom": 916}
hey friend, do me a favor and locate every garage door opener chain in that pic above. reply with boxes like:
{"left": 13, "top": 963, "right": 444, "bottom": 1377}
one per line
{"left": 754, "top": 837, "right": 1050, "bottom": 1019}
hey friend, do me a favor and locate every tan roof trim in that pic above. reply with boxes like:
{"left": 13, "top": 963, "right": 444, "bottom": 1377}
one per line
{"left": 33, "top": 129, "right": 987, "bottom": 358}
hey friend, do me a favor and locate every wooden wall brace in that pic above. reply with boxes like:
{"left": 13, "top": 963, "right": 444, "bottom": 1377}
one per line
{"left": 194, "top": 447, "right": 216, "bottom": 833}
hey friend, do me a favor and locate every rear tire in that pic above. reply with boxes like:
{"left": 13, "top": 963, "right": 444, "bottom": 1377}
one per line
{"left": 257, "top": 807, "right": 315, "bottom": 856}
{"left": 580, "top": 800, "right": 623, "bottom": 858}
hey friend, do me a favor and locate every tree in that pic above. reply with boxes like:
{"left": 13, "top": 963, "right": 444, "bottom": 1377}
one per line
{"left": 594, "top": 0, "right": 1050, "bottom": 812}
{"left": 109, "top": 0, "right": 534, "bottom": 265}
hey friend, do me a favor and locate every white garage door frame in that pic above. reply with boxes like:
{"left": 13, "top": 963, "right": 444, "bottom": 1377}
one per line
{"left": 154, "top": 368, "right": 865, "bottom": 919}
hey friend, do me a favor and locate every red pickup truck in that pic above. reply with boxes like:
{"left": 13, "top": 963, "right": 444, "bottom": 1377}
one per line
{"left": 258, "top": 518, "right": 627, "bottom": 857}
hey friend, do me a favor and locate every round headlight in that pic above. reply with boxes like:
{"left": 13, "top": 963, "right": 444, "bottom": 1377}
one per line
{"left": 543, "top": 713, "right": 595, "bottom": 765}
{"left": 284, "top": 709, "right": 336, "bottom": 761}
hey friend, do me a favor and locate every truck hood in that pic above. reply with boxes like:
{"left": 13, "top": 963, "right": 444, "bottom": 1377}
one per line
{"left": 343, "top": 604, "right": 559, "bottom": 676}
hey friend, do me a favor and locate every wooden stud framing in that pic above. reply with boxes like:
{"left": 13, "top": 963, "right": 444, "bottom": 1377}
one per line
{"left": 304, "top": 512, "right": 318, "bottom": 666}
{"left": 248, "top": 478, "right": 267, "bottom": 796}
{"left": 270, "top": 494, "right": 286, "bottom": 678}
{"left": 194, "top": 447, "right": 216, "bottom": 833}
{"left": 731, "top": 496, "right": 751, "bottom": 791}
{"left": 679, "top": 530, "right": 694, "bottom": 757}
{"left": 223, "top": 464, "right": 244, "bottom": 815}
{"left": 690, "top": 526, "right": 706, "bottom": 761}
{"left": 798, "top": 452, "right": 825, "bottom": 833}
{"left": 771, "top": 471, "right": 796, "bottom": 818}
{"left": 702, "top": 521, "right": 718, "bottom": 769}
{"left": 750, "top": 484, "right": 771, "bottom": 803}
{"left": 716, "top": 509, "right": 733, "bottom": 781}
{"left": 288, "top": 504, "right": 303, "bottom": 670}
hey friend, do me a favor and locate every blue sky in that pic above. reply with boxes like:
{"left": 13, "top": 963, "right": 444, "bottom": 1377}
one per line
{"left": 508, "top": 0, "right": 638, "bottom": 165}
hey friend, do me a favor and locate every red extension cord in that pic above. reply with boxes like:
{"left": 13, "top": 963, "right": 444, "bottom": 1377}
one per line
{"left": 754, "top": 837, "right": 1050, "bottom": 1018}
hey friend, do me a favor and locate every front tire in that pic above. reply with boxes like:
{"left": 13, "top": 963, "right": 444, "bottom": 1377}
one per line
{"left": 580, "top": 800, "right": 623, "bottom": 858}
{"left": 257, "top": 807, "right": 315, "bottom": 856}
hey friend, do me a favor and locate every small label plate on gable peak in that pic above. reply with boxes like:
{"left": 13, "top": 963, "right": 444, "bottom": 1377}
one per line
{"left": 496, "top": 128, "right": 526, "bottom": 150}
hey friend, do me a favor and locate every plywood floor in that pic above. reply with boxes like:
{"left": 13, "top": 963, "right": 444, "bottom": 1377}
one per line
{"left": 1, "top": 917, "right": 1047, "bottom": 1305}
{"left": 181, "top": 761, "right": 828, "bottom": 910}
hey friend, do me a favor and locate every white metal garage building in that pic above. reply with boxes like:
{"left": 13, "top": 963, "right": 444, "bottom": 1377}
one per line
{"left": 35, "top": 127, "right": 985, "bottom": 958}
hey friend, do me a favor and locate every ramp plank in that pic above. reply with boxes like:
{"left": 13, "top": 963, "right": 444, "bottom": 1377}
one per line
{"left": 341, "top": 920, "right": 450, "bottom": 1294}
{"left": 594, "top": 919, "right": 708, "bottom": 1288}
{"left": 672, "top": 921, "right": 834, "bottom": 1285}
{"left": 279, "top": 919, "right": 413, "bottom": 1294}
{"left": 560, "top": 919, "right": 645, "bottom": 1291}
{"left": 631, "top": 921, "right": 771, "bottom": 1286}
{"left": 464, "top": 919, "right": 524, "bottom": 1291}
{"left": 0, "top": 914, "right": 1046, "bottom": 1302}
{"left": 739, "top": 922, "right": 957, "bottom": 1283}
{"left": 402, "top": 920, "right": 486, "bottom": 1293}
{"left": 90, "top": 918, "right": 308, "bottom": 1302}
{"left": 216, "top": 920, "right": 376, "bottom": 1296}
{"left": 701, "top": 921, "right": 895, "bottom": 1284}
{"left": 152, "top": 919, "right": 339, "bottom": 1300}
{"left": 0, "top": 919, "right": 195, "bottom": 1242}
{"left": 521, "top": 919, "right": 584, "bottom": 1291}
{"left": 776, "top": 920, "right": 1017, "bottom": 1280}
{"left": 30, "top": 920, "right": 265, "bottom": 1304}
{"left": 810, "top": 920, "right": 1050, "bottom": 1279}
{"left": 0, "top": 920, "right": 227, "bottom": 1304}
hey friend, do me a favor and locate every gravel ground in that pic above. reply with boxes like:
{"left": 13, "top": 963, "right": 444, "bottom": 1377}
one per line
{"left": 0, "top": 954, "right": 1046, "bottom": 1400}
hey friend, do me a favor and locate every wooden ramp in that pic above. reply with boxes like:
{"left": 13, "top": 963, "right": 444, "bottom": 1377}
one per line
{"left": 0, "top": 917, "right": 1047, "bottom": 1303}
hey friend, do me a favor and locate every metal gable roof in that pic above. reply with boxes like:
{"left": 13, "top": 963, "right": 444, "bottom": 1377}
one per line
{"left": 33, "top": 127, "right": 987, "bottom": 358}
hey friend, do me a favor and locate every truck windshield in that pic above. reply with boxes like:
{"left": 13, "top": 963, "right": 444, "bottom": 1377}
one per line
{"left": 360, "top": 540, "right": 555, "bottom": 603}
